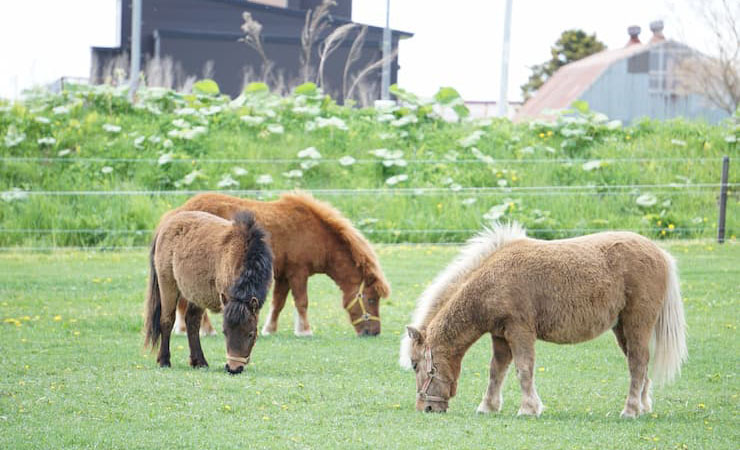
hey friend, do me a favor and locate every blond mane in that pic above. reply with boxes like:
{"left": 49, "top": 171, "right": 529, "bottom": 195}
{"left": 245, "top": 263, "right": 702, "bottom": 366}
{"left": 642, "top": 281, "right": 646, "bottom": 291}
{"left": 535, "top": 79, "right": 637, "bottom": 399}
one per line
{"left": 398, "top": 222, "right": 527, "bottom": 369}
{"left": 280, "top": 192, "right": 391, "bottom": 297}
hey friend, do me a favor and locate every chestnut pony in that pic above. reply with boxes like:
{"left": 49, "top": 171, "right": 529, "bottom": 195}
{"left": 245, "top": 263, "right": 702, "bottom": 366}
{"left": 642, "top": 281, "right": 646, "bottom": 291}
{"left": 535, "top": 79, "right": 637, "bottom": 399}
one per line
{"left": 401, "top": 223, "right": 687, "bottom": 417}
{"left": 170, "top": 192, "right": 390, "bottom": 337}
{"left": 144, "top": 210, "right": 273, "bottom": 374}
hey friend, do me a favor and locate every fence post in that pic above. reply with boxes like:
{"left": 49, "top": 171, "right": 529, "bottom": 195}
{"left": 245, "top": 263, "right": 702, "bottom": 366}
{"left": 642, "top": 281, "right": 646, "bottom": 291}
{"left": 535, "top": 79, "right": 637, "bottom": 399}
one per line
{"left": 717, "top": 156, "right": 729, "bottom": 244}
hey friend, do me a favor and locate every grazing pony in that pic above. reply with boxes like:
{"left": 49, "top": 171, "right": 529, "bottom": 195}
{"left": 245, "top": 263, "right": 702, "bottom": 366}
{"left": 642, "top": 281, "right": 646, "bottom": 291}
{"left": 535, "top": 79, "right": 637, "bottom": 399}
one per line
{"left": 170, "top": 192, "right": 390, "bottom": 337}
{"left": 144, "top": 210, "right": 273, "bottom": 374}
{"left": 401, "top": 223, "right": 687, "bottom": 417}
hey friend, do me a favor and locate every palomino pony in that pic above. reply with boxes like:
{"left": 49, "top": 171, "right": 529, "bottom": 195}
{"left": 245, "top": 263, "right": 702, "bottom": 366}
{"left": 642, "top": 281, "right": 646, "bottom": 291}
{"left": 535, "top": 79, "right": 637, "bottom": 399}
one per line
{"left": 401, "top": 223, "right": 687, "bottom": 417}
{"left": 169, "top": 192, "right": 390, "bottom": 337}
{"left": 144, "top": 210, "right": 273, "bottom": 374}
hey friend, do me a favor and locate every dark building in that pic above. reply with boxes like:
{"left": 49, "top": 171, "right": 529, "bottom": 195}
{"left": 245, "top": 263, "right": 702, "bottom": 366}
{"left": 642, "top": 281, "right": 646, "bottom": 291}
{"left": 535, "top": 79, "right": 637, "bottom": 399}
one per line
{"left": 91, "top": 0, "right": 412, "bottom": 101}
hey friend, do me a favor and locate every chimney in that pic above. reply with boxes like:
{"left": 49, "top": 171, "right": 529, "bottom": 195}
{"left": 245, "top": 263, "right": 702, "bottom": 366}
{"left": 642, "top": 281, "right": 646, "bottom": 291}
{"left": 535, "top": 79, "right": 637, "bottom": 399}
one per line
{"left": 649, "top": 20, "right": 665, "bottom": 43}
{"left": 626, "top": 25, "right": 641, "bottom": 46}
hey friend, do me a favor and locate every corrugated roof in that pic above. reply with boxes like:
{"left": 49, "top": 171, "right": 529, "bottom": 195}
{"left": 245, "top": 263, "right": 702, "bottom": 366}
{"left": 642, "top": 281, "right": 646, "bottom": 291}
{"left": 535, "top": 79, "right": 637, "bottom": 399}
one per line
{"left": 514, "top": 43, "right": 651, "bottom": 121}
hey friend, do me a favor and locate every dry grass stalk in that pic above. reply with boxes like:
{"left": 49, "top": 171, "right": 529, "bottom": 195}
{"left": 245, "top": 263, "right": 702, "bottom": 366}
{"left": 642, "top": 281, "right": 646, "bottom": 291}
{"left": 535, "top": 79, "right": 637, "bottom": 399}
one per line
{"left": 317, "top": 23, "right": 358, "bottom": 88}
{"left": 343, "top": 25, "right": 368, "bottom": 100}
{"left": 240, "top": 12, "right": 274, "bottom": 83}
{"left": 346, "top": 48, "right": 398, "bottom": 102}
{"left": 300, "top": 0, "right": 337, "bottom": 82}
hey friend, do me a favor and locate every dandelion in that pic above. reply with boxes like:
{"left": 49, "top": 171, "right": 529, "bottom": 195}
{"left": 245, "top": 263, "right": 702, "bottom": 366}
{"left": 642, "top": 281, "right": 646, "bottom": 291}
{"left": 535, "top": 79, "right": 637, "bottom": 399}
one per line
{"left": 538, "top": 132, "right": 545, "bottom": 139}
{"left": 102, "top": 123, "right": 121, "bottom": 133}
{"left": 53, "top": 315, "right": 62, "bottom": 322}
{"left": 625, "top": 135, "right": 631, "bottom": 140}
{"left": 546, "top": 130, "right": 553, "bottom": 137}
{"left": 668, "top": 224, "right": 675, "bottom": 230}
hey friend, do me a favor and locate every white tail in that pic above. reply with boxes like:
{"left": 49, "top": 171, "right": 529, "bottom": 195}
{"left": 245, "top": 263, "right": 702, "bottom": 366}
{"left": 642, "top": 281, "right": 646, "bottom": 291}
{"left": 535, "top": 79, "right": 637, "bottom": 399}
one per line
{"left": 651, "top": 250, "right": 688, "bottom": 385}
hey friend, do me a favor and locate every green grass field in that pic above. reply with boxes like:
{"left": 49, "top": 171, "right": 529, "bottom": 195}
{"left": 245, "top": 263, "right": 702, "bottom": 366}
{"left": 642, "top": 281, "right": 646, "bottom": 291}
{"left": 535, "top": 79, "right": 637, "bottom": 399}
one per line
{"left": 0, "top": 242, "right": 738, "bottom": 449}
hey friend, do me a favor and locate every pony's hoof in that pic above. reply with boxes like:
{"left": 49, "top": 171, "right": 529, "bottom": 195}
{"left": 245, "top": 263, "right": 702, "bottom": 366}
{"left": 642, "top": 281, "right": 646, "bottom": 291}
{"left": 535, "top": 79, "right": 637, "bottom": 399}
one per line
{"left": 200, "top": 329, "right": 217, "bottom": 337}
{"left": 476, "top": 399, "right": 501, "bottom": 414}
{"left": 261, "top": 325, "right": 276, "bottom": 336}
{"left": 517, "top": 402, "right": 543, "bottom": 417}
{"left": 640, "top": 399, "right": 653, "bottom": 414}
{"left": 294, "top": 329, "right": 313, "bottom": 337}
{"left": 620, "top": 409, "right": 639, "bottom": 419}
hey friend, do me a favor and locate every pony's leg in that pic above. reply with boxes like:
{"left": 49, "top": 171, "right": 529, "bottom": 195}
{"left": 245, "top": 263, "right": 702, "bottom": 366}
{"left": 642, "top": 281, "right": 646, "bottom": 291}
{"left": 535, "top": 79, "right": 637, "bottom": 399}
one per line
{"left": 289, "top": 272, "right": 312, "bottom": 337}
{"left": 477, "top": 336, "right": 512, "bottom": 414}
{"left": 613, "top": 322, "right": 652, "bottom": 414}
{"left": 506, "top": 329, "right": 544, "bottom": 416}
{"left": 261, "top": 277, "right": 289, "bottom": 335}
{"left": 156, "top": 280, "right": 179, "bottom": 368}
{"left": 174, "top": 297, "right": 188, "bottom": 335}
{"left": 185, "top": 302, "right": 208, "bottom": 368}
{"left": 199, "top": 311, "right": 216, "bottom": 336}
{"left": 617, "top": 316, "right": 652, "bottom": 418}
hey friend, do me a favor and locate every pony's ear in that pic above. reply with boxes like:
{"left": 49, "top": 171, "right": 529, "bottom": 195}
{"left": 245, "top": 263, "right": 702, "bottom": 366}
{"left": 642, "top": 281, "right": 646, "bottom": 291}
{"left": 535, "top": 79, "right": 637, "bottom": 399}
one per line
{"left": 406, "top": 326, "right": 424, "bottom": 344}
{"left": 247, "top": 296, "right": 260, "bottom": 314}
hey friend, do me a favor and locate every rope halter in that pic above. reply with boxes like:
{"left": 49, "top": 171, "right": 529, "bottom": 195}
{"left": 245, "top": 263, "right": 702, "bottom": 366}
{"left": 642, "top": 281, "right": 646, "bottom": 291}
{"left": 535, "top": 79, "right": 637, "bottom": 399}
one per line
{"left": 417, "top": 346, "right": 449, "bottom": 404}
{"left": 344, "top": 281, "right": 380, "bottom": 326}
{"left": 225, "top": 354, "right": 250, "bottom": 365}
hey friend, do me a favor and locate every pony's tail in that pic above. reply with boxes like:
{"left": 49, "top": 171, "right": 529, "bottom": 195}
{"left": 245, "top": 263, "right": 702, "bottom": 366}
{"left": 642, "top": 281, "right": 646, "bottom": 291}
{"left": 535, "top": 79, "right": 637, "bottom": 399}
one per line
{"left": 651, "top": 250, "right": 688, "bottom": 385}
{"left": 144, "top": 234, "right": 162, "bottom": 350}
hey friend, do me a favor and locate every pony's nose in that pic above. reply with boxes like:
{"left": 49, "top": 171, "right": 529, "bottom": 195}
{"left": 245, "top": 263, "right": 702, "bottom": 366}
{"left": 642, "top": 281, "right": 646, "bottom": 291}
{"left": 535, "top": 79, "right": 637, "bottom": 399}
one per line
{"left": 224, "top": 363, "right": 244, "bottom": 375}
{"left": 424, "top": 405, "right": 433, "bottom": 413}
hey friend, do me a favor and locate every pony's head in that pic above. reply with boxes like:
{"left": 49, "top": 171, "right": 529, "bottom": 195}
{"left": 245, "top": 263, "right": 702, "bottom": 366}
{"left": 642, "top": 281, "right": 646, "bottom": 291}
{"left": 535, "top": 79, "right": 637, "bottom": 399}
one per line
{"left": 407, "top": 326, "right": 457, "bottom": 413}
{"left": 222, "top": 210, "right": 273, "bottom": 374}
{"left": 344, "top": 278, "right": 385, "bottom": 336}
{"left": 221, "top": 294, "right": 260, "bottom": 374}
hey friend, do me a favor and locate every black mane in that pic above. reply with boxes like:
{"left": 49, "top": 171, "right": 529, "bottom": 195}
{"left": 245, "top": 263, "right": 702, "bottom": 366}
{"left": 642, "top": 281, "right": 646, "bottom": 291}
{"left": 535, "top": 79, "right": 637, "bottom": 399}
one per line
{"left": 225, "top": 211, "right": 273, "bottom": 324}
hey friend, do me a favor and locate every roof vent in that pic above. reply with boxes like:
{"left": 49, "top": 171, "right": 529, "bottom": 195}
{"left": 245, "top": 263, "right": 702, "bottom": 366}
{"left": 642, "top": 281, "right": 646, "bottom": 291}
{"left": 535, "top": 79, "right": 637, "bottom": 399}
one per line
{"left": 649, "top": 20, "right": 665, "bottom": 43}
{"left": 626, "top": 25, "right": 641, "bottom": 46}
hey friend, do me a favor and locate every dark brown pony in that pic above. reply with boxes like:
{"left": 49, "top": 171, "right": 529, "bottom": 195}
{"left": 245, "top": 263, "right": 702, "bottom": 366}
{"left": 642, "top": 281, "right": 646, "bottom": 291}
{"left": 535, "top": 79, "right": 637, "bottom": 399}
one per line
{"left": 402, "top": 223, "right": 687, "bottom": 417}
{"left": 144, "top": 210, "right": 273, "bottom": 374}
{"left": 169, "top": 192, "right": 390, "bottom": 337}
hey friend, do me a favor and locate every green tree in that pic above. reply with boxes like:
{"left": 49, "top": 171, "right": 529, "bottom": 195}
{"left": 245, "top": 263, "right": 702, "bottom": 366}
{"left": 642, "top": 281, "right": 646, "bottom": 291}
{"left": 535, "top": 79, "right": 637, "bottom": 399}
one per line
{"left": 521, "top": 29, "right": 606, "bottom": 100}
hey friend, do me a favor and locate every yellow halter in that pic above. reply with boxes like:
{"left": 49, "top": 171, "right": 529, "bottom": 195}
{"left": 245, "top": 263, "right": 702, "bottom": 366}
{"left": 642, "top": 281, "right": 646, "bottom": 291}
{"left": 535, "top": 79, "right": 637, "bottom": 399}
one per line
{"left": 344, "top": 281, "right": 380, "bottom": 325}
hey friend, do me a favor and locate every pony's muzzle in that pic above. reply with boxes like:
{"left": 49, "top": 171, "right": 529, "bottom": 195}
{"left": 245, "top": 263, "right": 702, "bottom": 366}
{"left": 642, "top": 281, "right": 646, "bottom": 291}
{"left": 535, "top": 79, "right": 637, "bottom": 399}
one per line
{"left": 225, "top": 354, "right": 249, "bottom": 374}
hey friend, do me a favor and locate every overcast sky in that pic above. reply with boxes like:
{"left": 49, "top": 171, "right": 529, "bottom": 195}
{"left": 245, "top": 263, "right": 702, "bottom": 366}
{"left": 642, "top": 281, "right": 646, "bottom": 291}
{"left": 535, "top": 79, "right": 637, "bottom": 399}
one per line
{"left": 0, "top": 0, "right": 715, "bottom": 101}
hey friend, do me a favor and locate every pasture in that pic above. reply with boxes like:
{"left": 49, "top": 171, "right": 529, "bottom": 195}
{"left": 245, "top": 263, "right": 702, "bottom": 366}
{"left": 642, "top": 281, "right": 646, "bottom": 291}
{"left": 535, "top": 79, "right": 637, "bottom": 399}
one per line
{"left": 1, "top": 241, "right": 737, "bottom": 449}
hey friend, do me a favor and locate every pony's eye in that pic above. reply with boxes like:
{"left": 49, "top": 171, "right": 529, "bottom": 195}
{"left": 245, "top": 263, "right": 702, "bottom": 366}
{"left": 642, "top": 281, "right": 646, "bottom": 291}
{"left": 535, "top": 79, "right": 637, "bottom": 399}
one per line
{"left": 248, "top": 332, "right": 255, "bottom": 339}
{"left": 412, "top": 362, "right": 418, "bottom": 371}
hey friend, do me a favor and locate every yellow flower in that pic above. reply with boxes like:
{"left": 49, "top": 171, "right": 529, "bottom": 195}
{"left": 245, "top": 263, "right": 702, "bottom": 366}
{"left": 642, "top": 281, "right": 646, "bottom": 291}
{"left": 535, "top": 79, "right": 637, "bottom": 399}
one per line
{"left": 626, "top": 135, "right": 631, "bottom": 140}
{"left": 436, "top": 203, "right": 443, "bottom": 210}
{"left": 661, "top": 230, "right": 666, "bottom": 236}
{"left": 511, "top": 175, "right": 518, "bottom": 182}
{"left": 53, "top": 315, "right": 62, "bottom": 322}
{"left": 657, "top": 220, "right": 662, "bottom": 226}
{"left": 546, "top": 130, "right": 553, "bottom": 137}
{"left": 703, "top": 142, "right": 711, "bottom": 150}
{"left": 668, "top": 224, "right": 675, "bottom": 230}
{"left": 538, "top": 132, "right": 545, "bottom": 138}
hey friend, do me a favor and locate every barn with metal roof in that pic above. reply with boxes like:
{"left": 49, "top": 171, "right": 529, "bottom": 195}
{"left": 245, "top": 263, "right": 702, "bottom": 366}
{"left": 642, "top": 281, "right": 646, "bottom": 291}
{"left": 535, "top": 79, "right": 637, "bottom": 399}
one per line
{"left": 515, "top": 22, "right": 730, "bottom": 123}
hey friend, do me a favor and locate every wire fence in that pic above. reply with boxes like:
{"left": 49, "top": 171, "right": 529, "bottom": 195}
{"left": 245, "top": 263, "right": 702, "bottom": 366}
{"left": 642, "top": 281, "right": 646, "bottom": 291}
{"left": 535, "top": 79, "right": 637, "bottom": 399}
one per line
{"left": 2, "top": 183, "right": 734, "bottom": 197}
{"left": 0, "top": 156, "right": 726, "bottom": 165}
